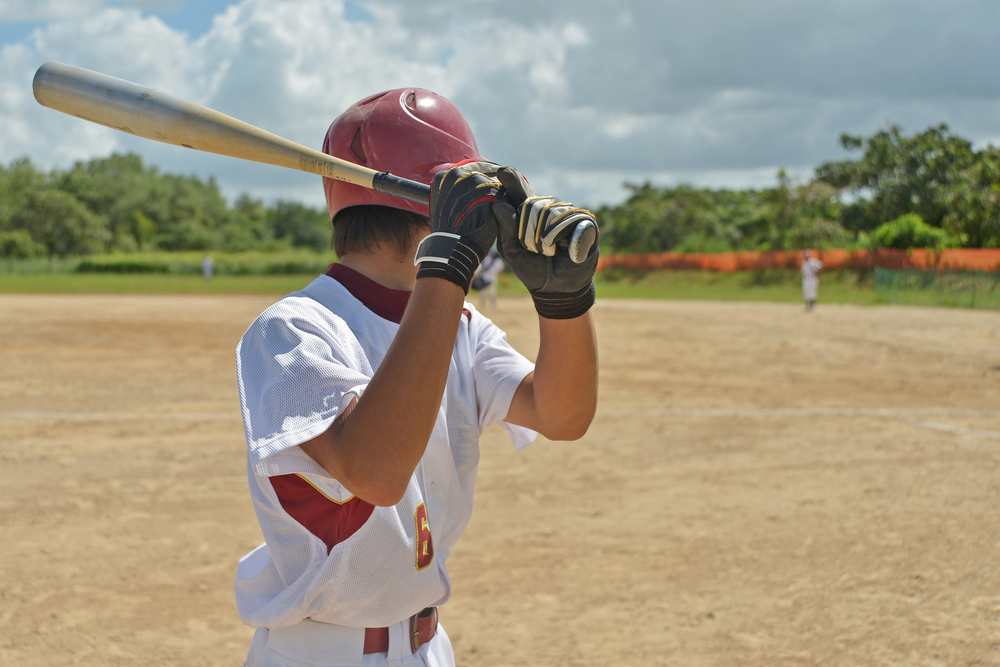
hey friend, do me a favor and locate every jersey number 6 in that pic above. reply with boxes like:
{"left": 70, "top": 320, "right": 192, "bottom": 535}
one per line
{"left": 414, "top": 503, "right": 435, "bottom": 571}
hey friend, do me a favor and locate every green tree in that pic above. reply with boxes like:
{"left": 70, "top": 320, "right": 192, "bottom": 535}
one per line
{"left": 866, "top": 213, "right": 962, "bottom": 250}
{"left": 941, "top": 145, "right": 1000, "bottom": 247}
{"left": 815, "top": 124, "right": 976, "bottom": 233}
{"left": 268, "top": 200, "right": 332, "bottom": 252}
{"left": 55, "top": 154, "right": 231, "bottom": 252}
{"left": 9, "top": 188, "right": 110, "bottom": 256}
{"left": 218, "top": 194, "right": 274, "bottom": 251}
{"left": 598, "top": 183, "right": 768, "bottom": 254}
{"left": 596, "top": 175, "right": 847, "bottom": 254}
{"left": 0, "top": 158, "right": 48, "bottom": 229}
{"left": 0, "top": 230, "right": 46, "bottom": 259}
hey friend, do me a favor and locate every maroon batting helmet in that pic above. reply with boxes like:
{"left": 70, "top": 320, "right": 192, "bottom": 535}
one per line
{"left": 322, "top": 88, "right": 483, "bottom": 220}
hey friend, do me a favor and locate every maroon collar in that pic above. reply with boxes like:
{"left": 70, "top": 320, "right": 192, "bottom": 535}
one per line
{"left": 325, "top": 263, "right": 411, "bottom": 324}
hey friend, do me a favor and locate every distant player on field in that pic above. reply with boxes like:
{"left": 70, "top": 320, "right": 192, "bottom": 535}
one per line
{"left": 471, "top": 247, "right": 504, "bottom": 309}
{"left": 801, "top": 249, "right": 823, "bottom": 311}
{"left": 232, "top": 88, "right": 599, "bottom": 667}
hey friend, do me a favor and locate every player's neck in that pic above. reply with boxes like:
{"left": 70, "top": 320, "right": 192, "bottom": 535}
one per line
{"left": 338, "top": 248, "right": 418, "bottom": 292}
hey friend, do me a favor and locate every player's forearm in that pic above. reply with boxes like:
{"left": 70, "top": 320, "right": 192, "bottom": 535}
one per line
{"left": 520, "top": 312, "right": 599, "bottom": 440}
{"left": 304, "top": 278, "right": 465, "bottom": 505}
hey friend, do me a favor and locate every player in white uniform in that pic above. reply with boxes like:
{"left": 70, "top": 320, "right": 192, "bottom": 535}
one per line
{"left": 233, "top": 89, "right": 600, "bottom": 667}
{"left": 471, "top": 248, "right": 504, "bottom": 308}
{"left": 801, "top": 249, "right": 823, "bottom": 311}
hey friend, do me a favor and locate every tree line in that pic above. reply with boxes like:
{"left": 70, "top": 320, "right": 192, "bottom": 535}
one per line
{"left": 597, "top": 124, "right": 1000, "bottom": 253}
{"left": 0, "top": 153, "right": 332, "bottom": 258}
{"left": 2, "top": 124, "right": 999, "bottom": 259}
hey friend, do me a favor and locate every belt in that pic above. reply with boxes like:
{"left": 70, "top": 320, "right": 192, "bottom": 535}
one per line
{"left": 363, "top": 607, "right": 438, "bottom": 654}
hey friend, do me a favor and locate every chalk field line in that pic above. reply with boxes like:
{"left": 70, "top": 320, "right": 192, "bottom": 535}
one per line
{"left": 0, "top": 411, "right": 238, "bottom": 421}
{"left": 2, "top": 407, "right": 998, "bottom": 439}
{"left": 3, "top": 407, "right": 999, "bottom": 421}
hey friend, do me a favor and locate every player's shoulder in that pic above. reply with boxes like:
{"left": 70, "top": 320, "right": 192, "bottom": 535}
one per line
{"left": 241, "top": 276, "right": 359, "bottom": 343}
{"left": 460, "top": 302, "right": 510, "bottom": 344}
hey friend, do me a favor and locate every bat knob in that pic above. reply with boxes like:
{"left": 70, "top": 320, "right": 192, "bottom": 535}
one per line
{"left": 567, "top": 220, "right": 598, "bottom": 264}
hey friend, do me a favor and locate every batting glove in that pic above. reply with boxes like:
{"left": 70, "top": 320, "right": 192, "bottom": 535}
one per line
{"left": 492, "top": 167, "right": 600, "bottom": 319}
{"left": 415, "top": 161, "right": 502, "bottom": 294}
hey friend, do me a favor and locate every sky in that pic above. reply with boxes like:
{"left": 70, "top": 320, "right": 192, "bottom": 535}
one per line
{"left": 2, "top": 0, "right": 1000, "bottom": 210}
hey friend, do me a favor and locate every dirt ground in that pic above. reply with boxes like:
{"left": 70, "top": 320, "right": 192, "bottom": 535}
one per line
{"left": 1, "top": 293, "right": 999, "bottom": 666}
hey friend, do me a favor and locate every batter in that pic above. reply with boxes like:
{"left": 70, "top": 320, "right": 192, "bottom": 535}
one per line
{"left": 234, "top": 89, "right": 599, "bottom": 667}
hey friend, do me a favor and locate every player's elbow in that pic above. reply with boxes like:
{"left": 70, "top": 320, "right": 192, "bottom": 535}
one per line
{"left": 339, "top": 466, "right": 410, "bottom": 507}
{"left": 304, "top": 441, "right": 410, "bottom": 507}
{"left": 538, "top": 410, "right": 595, "bottom": 441}
{"left": 362, "top": 485, "right": 407, "bottom": 508}
{"left": 543, "top": 423, "right": 591, "bottom": 441}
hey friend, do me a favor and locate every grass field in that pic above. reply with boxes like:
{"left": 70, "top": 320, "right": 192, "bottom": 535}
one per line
{"left": 0, "top": 268, "right": 880, "bottom": 303}
{"left": 4, "top": 266, "right": 999, "bottom": 309}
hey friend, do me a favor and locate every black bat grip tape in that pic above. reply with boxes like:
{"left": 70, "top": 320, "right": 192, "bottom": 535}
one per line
{"left": 372, "top": 171, "right": 431, "bottom": 206}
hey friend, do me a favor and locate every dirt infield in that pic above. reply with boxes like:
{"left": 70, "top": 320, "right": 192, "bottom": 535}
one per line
{"left": 1, "top": 293, "right": 999, "bottom": 666}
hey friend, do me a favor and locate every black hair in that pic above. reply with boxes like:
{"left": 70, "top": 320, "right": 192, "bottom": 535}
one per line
{"left": 332, "top": 205, "right": 429, "bottom": 258}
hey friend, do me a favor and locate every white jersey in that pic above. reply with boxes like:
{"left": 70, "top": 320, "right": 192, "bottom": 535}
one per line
{"left": 234, "top": 267, "right": 535, "bottom": 632}
{"left": 476, "top": 255, "right": 504, "bottom": 285}
{"left": 801, "top": 257, "right": 823, "bottom": 300}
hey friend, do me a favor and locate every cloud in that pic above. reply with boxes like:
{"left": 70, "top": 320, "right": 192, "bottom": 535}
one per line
{"left": 1, "top": 0, "right": 600, "bottom": 206}
{"left": 0, "top": 0, "right": 180, "bottom": 21}
{"left": 3, "top": 0, "right": 1000, "bottom": 209}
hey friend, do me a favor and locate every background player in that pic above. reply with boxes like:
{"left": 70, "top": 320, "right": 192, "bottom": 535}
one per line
{"left": 471, "top": 247, "right": 504, "bottom": 309}
{"left": 233, "top": 88, "right": 599, "bottom": 667}
{"left": 801, "top": 249, "right": 823, "bottom": 311}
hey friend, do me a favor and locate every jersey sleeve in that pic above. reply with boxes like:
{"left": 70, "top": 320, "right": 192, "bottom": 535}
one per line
{"left": 236, "top": 297, "right": 373, "bottom": 470}
{"left": 469, "top": 308, "right": 537, "bottom": 450}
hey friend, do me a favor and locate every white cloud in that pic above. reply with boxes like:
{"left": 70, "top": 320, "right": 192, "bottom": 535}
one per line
{"left": 3, "top": 0, "right": 1000, "bottom": 208}
{"left": 0, "top": 0, "right": 602, "bottom": 204}
{"left": 0, "top": 0, "right": 179, "bottom": 21}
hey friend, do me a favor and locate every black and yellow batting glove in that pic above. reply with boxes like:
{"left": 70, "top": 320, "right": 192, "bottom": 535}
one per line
{"left": 414, "top": 161, "right": 502, "bottom": 294}
{"left": 492, "top": 166, "right": 600, "bottom": 320}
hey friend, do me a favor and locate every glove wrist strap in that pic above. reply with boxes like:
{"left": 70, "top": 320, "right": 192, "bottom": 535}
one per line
{"left": 414, "top": 232, "right": 483, "bottom": 294}
{"left": 530, "top": 281, "right": 596, "bottom": 320}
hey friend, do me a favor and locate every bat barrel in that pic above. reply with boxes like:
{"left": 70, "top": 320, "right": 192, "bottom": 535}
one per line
{"left": 32, "top": 61, "right": 377, "bottom": 188}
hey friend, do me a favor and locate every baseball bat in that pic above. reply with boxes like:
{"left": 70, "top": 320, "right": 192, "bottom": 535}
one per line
{"left": 32, "top": 61, "right": 596, "bottom": 263}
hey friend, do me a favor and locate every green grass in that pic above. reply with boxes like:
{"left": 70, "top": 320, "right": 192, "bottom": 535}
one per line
{"left": 594, "top": 269, "right": 882, "bottom": 305}
{"left": 0, "top": 273, "right": 322, "bottom": 294}
{"left": 0, "top": 249, "right": 335, "bottom": 276}
{"left": 4, "top": 257, "right": 992, "bottom": 310}
{"left": 873, "top": 267, "right": 1000, "bottom": 309}
{"left": 0, "top": 268, "right": 882, "bottom": 304}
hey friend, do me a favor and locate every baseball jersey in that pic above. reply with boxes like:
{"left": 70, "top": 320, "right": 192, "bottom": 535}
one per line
{"left": 233, "top": 264, "right": 536, "bottom": 631}
{"left": 801, "top": 257, "right": 823, "bottom": 300}
{"left": 476, "top": 255, "right": 504, "bottom": 285}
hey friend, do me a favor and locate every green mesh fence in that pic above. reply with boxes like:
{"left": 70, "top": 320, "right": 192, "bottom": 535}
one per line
{"left": 874, "top": 266, "right": 1000, "bottom": 309}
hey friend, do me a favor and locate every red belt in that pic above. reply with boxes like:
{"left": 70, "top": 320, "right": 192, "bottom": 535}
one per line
{"left": 363, "top": 607, "right": 438, "bottom": 654}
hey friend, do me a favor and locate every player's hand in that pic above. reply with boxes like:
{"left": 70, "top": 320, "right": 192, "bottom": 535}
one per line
{"left": 414, "top": 161, "right": 502, "bottom": 294}
{"left": 492, "top": 166, "right": 599, "bottom": 319}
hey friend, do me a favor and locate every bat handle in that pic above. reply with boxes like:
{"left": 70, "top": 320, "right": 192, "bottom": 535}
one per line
{"left": 372, "top": 171, "right": 431, "bottom": 206}
{"left": 372, "top": 171, "right": 596, "bottom": 264}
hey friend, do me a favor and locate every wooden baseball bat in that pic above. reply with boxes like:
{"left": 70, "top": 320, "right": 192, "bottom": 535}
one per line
{"left": 32, "top": 61, "right": 596, "bottom": 263}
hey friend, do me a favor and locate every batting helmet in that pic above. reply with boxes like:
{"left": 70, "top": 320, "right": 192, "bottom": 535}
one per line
{"left": 322, "top": 88, "right": 483, "bottom": 220}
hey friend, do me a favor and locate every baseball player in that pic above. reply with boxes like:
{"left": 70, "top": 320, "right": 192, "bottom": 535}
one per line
{"left": 233, "top": 89, "right": 599, "bottom": 667}
{"left": 801, "top": 249, "right": 823, "bottom": 311}
{"left": 471, "top": 247, "right": 505, "bottom": 309}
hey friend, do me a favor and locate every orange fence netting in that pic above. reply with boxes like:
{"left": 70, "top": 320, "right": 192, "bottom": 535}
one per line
{"left": 597, "top": 248, "right": 1000, "bottom": 273}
